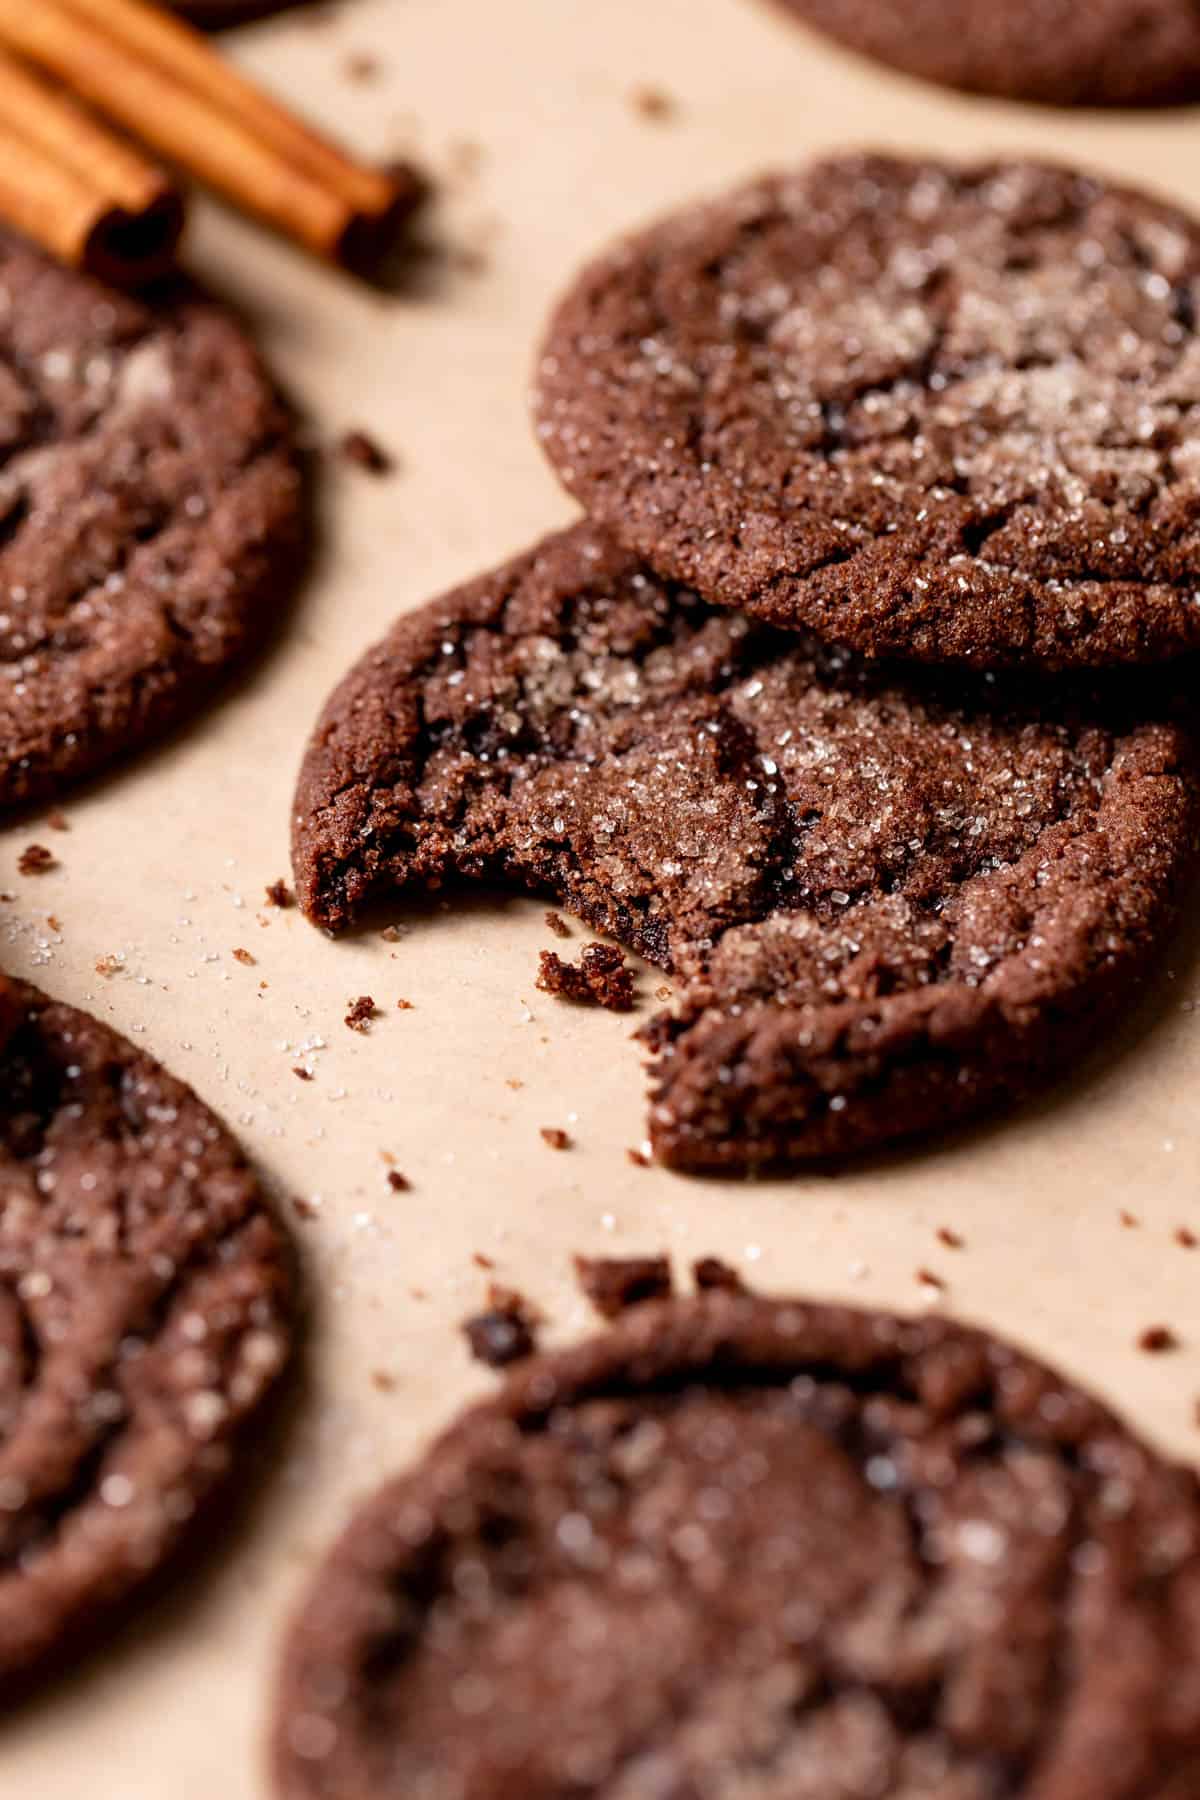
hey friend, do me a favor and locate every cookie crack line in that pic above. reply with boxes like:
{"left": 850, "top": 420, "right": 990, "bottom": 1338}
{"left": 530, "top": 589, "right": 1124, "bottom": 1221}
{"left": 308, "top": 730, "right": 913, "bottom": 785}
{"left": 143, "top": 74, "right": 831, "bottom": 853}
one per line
{"left": 291, "top": 522, "right": 1199, "bottom": 1171}
{"left": 534, "top": 153, "right": 1200, "bottom": 670}
{"left": 273, "top": 1291, "right": 1200, "bottom": 1800}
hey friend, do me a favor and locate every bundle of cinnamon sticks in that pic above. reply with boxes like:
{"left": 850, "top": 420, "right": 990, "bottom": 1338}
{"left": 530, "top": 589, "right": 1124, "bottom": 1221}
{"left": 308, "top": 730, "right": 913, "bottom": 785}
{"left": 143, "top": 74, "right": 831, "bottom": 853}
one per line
{"left": 0, "top": 0, "right": 420, "bottom": 284}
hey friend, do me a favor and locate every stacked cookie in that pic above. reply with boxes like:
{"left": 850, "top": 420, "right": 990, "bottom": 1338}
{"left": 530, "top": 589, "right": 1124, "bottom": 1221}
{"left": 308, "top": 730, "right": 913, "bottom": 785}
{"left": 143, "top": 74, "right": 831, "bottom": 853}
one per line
{"left": 292, "top": 152, "right": 1200, "bottom": 1174}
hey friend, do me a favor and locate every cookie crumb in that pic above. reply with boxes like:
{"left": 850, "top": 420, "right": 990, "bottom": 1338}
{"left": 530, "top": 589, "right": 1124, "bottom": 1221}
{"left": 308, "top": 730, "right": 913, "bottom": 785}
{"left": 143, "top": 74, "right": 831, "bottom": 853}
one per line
{"left": 693, "top": 1256, "right": 745, "bottom": 1293}
{"left": 1176, "top": 1227, "right": 1198, "bottom": 1249}
{"left": 18, "top": 844, "right": 56, "bottom": 876}
{"left": 630, "top": 83, "right": 676, "bottom": 121}
{"left": 540, "top": 1127, "right": 571, "bottom": 1151}
{"left": 916, "top": 1267, "right": 946, "bottom": 1291}
{"left": 340, "top": 429, "right": 394, "bottom": 476}
{"left": 386, "top": 1170, "right": 411, "bottom": 1193}
{"left": 395, "top": 998, "right": 413, "bottom": 1011}
{"left": 544, "top": 910, "right": 571, "bottom": 939}
{"left": 1119, "top": 1210, "right": 1141, "bottom": 1229}
{"left": 626, "top": 1145, "right": 651, "bottom": 1168}
{"left": 1139, "top": 1326, "right": 1179, "bottom": 1353}
{"left": 232, "top": 947, "right": 256, "bottom": 967}
{"left": 292, "top": 1066, "right": 313, "bottom": 1082}
{"left": 380, "top": 924, "right": 405, "bottom": 943}
{"left": 292, "top": 1197, "right": 319, "bottom": 1221}
{"left": 462, "top": 1284, "right": 538, "bottom": 1368}
{"left": 935, "top": 1227, "right": 964, "bottom": 1250}
{"left": 574, "top": 1253, "right": 672, "bottom": 1319}
{"left": 94, "top": 954, "right": 123, "bottom": 979}
{"left": 345, "top": 995, "right": 377, "bottom": 1033}
{"left": 371, "top": 1369, "right": 396, "bottom": 1392}
{"left": 45, "top": 809, "right": 69, "bottom": 832}
{"left": 344, "top": 50, "right": 380, "bottom": 82}
{"left": 472, "top": 1253, "right": 496, "bottom": 1270}
{"left": 537, "top": 943, "right": 635, "bottom": 1012}
{"left": 265, "top": 879, "right": 294, "bottom": 909}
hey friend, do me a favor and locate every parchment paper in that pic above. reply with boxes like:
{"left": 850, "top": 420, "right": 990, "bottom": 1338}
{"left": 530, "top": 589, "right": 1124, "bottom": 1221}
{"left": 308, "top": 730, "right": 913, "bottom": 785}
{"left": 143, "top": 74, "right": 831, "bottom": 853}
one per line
{"left": 1, "top": 1, "right": 1198, "bottom": 1791}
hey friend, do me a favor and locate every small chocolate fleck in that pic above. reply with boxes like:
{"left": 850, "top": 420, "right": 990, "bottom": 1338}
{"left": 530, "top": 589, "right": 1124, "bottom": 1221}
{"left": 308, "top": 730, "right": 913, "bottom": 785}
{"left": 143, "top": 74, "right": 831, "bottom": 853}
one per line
{"left": 575, "top": 1254, "right": 672, "bottom": 1319}
{"left": 94, "top": 954, "right": 122, "bottom": 979}
{"left": 18, "top": 844, "right": 56, "bottom": 876}
{"left": 916, "top": 1268, "right": 946, "bottom": 1291}
{"left": 396, "top": 998, "right": 414, "bottom": 1011}
{"left": 472, "top": 1253, "right": 496, "bottom": 1271}
{"left": 540, "top": 1127, "right": 571, "bottom": 1151}
{"left": 626, "top": 1145, "right": 651, "bottom": 1168}
{"left": 537, "top": 942, "right": 635, "bottom": 1012}
{"left": 340, "top": 429, "right": 394, "bottom": 476}
{"left": 265, "top": 879, "right": 294, "bottom": 909}
{"left": 371, "top": 1370, "right": 396, "bottom": 1392}
{"left": 344, "top": 50, "right": 381, "bottom": 82}
{"left": 386, "top": 1170, "right": 411, "bottom": 1193}
{"left": 232, "top": 947, "right": 256, "bottom": 967}
{"left": 693, "top": 1256, "right": 745, "bottom": 1293}
{"left": 293, "top": 1197, "right": 319, "bottom": 1221}
{"left": 1120, "top": 1210, "right": 1141, "bottom": 1229}
{"left": 292, "top": 1066, "right": 313, "bottom": 1082}
{"left": 936, "top": 1227, "right": 964, "bottom": 1250}
{"left": 1139, "top": 1326, "right": 1180, "bottom": 1353}
{"left": 544, "top": 910, "right": 571, "bottom": 939}
{"left": 630, "top": 83, "right": 676, "bottom": 121}
{"left": 1177, "top": 1227, "right": 1198, "bottom": 1249}
{"left": 45, "top": 809, "right": 69, "bottom": 832}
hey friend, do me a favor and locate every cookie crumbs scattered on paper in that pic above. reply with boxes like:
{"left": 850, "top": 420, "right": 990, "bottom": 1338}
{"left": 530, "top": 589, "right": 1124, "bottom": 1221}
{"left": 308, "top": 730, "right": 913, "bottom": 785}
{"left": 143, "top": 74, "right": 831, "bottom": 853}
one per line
{"left": 540, "top": 1127, "right": 571, "bottom": 1151}
{"left": 232, "top": 947, "right": 256, "bottom": 967}
{"left": 339, "top": 429, "right": 394, "bottom": 476}
{"left": 574, "top": 1253, "right": 672, "bottom": 1319}
{"left": 345, "top": 995, "right": 377, "bottom": 1033}
{"left": 537, "top": 942, "right": 635, "bottom": 1012}
{"left": 18, "top": 844, "right": 56, "bottom": 876}
{"left": 1139, "top": 1326, "right": 1180, "bottom": 1353}
{"left": 265, "top": 879, "right": 294, "bottom": 909}
{"left": 544, "top": 910, "right": 571, "bottom": 939}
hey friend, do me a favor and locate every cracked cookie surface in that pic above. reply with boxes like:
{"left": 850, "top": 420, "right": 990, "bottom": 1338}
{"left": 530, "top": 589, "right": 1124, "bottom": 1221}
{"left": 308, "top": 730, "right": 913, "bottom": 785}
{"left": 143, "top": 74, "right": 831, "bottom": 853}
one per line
{"left": 0, "top": 975, "right": 292, "bottom": 1684}
{"left": 0, "top": 231, "right": 302, "bottom": 810}
{"left": 274, "top": 1290, "right": 1200, "bottom": 1799}
{"left": 535, "top": 156, "right": 1200, "bottom": 671}
{"left": 776, "top": 0, "right": 1200, "bottom": 106}
{"left": 291, "top": 524, "right": 1198, "bottom": 1169}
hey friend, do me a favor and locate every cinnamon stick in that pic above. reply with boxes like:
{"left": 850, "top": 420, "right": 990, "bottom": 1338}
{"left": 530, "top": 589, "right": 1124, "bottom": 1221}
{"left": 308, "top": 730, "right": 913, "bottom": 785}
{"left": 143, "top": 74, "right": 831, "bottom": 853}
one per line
{"left": 0, "top": 48, "right": 181, "bottom": 283}
{"left": 0, "top": 0, "right": 417, "bottom": 263}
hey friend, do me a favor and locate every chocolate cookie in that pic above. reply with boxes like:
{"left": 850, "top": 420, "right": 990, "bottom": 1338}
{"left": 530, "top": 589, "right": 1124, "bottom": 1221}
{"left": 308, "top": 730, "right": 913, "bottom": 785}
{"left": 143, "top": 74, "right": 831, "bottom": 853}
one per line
{"left": 291, "top": 524, "right": 1198, "bottom": 1170}
{"left": 0, "top": 974, "right": 292, "bottom": 1683}
{"left": 0, "top": 230, "right": 302, "bottom": 811}
{"left": 776, "top": 0, "right": 1200, "bottom": 107}
{"left": 274, "top": 1287, "right": 1200, "bottom": 1798}
{"left": 535, "top": 155, "right": 1200, "bottom": 671}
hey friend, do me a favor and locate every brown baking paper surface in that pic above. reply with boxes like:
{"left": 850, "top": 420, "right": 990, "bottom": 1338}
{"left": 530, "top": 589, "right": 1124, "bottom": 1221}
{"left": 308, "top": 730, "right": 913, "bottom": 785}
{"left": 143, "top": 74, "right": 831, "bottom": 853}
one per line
{"left": 1, "top": 0, "right": 1199, "bottom": 1791}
